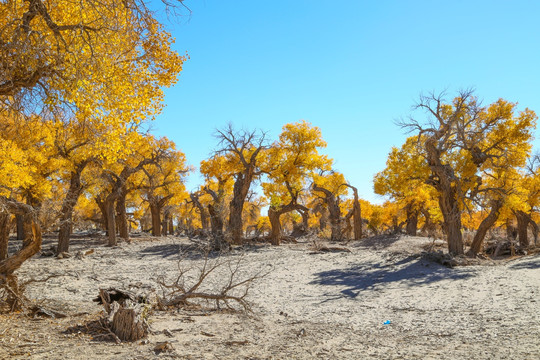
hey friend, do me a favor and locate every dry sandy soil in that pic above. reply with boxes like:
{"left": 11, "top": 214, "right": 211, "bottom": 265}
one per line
{"left": 1, "top": 234, "right": 539, "bottom": 359}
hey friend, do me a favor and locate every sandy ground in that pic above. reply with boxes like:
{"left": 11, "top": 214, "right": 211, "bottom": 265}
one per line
{"left": 0, "top": 234, "right": 539, "bottom": 359}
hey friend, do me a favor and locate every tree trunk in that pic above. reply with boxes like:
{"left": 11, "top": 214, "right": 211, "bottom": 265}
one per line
{"left": 0, "top": 213, "right": 10, "bottom": 260}
{"left": 405, "top": 205, "right": 418, "bottom": 236}
{"left": 0, "top": 198, "right": 42, "bottom": 311}
{"left": 506, "top": 217, "right": 517, "bottom": 241}
{"left": 116, "top": 190, "right": 129, "bottom": 241}
{"left": 16, "top": 215, "right": 24, "bottom": 241}
{"left": 467, "top": 200, "right": 502, "bottom": 256}
{"left": 349, "top": 186, "right": 362, "bottom": 240}
{"left": 438, "top": 188, "right": 463, "bottom": 255}
{"left": 168, "top": 218, "right": 174, "bottom": 235}
{"left": 57, "top": 166, "right": 85, "bottom": 254}
{"left": 229, "top": 195, "right": 245, "bottom": 244}
{"left": 190, "top": 193, "right": 209, "bottom": 231}
{"left": 161, "top": 212, "right": 168, "bottom": 236}
{"left": 425, "top": 137, "right": 464, "bottom": 255}
{"left": 106, "top": 199, "right": 117, "bottom": 247}
{"left": 313, "top": 184, "right": 344, "bottom": 241}
{"left": 268, "top": 208, "right": 282, "bottom": 246}
{"left": 150, "top": 203, "right": 161, "bottom": 237}
{"left": 515, "top": 210, "right": 530, "bottom": 248}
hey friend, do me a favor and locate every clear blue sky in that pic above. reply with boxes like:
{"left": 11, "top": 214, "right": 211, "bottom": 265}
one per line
{"left": 151, "top": 0, "right": 540, "bottom": 203}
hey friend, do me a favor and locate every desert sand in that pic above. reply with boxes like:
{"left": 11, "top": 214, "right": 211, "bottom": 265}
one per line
{"left": 1, "top": 234, "right": 539, "bottom": 359}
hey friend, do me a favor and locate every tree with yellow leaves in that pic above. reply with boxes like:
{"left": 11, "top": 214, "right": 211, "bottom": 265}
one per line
{"left": 262, "top": 121, "right": 332, "bottom": 245}
{"left": 374, "top": 136, "right": 438, "bottom": 236}
{"left": 400, "top": 90, "right": 536, "bottom": 255}
{"left": 213, "top": 125, "right": 267, "bottom": 244}
{"left": 139, "top": 137, "right": 190, "bottom": 237}
{"left": 312, "top": 171, "right": 349, "bottom": 241}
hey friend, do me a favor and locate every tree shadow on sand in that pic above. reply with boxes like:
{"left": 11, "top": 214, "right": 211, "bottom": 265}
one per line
{"left": 508, "top": 255, "right": 540, "bottom": 270}
{"left": 311, "top": 255, "right": 477, "bottom": 300}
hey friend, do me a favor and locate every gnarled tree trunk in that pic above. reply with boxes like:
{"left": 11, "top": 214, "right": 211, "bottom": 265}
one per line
{"left": 467, "top": 199, "right": 502, "bottom": 256}
{"left": 313, "top": 184, "right": 344, "bottom": 241}
{"left": 57, "top": 163, "right": 86, "bottom": 254}
{"left": 0, "top": 197, "right": 42, "bottom": 311}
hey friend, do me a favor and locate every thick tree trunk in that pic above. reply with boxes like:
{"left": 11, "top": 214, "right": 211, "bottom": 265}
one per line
{"left": 0, "top": 213, "right": 10, "bottom": 260}
{"left": 425, "top": 137, "right": 464, "bottom": 255}
{"left": 467, "top": 200, "right": 502, "bottom": 257}
{"left": 116, "top": 190, "right": 129, "bottom": 241}
{"left": 438, "top": 188, "right": 463, "bottom": 255}
{"left": 406, "top": 206, "right": 418, "bottom": 236}
{"left": 229, "top": 198, "right": 244, "bottom": 244}
{"left": 57, "top": 166, "right": 85, "bottom": 254}
{"left": 313, "top": 184, "right": 344, "bottom": 241}
{"left": 268, "top": 208, "right": 282, "bottom": 246}
{"left": 515, "top": 210, "right": 530, "bottom": 248}
{"left": 150, "top": 203, "right": 161, "bottom": 237}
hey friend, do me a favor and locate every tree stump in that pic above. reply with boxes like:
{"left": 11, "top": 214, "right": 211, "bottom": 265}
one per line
{"left": 97, "top": 288, "right": 149, "bottom": 341}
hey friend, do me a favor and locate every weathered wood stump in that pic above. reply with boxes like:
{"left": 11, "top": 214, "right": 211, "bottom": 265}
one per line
{"left": 96, "top": 288, "right": 149, "bottom": 341}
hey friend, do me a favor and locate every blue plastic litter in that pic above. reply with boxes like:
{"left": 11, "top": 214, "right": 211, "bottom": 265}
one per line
{"left": 383, "top": 320, "right": 391, "bottom": 325}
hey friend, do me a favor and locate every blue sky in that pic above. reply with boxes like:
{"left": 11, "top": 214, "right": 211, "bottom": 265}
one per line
{"left": 151, "top": 0, "right": 540, "bottom": 203}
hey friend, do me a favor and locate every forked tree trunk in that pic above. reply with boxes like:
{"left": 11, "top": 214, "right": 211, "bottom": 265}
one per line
{"left": 313, "top": 184, "right": 344, "bottom": 241}
{"left": 229, "top": 180, "right": 249, "bottom": 244}
{"left": 515, "top": 210, "right": 530, "bottom": 248}
{"left": 57, "top": 165, "right": 86, "bottom": 254}
{"left": 425, "top": 137, "right": 464, "bottom": 255}
{"left": 467, "top": 200, "right": 502, "bottom": 257}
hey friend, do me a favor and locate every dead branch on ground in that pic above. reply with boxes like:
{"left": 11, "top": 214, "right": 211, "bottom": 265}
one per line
{"left": 156, "top": 252, "right": 271, "bottom": 312}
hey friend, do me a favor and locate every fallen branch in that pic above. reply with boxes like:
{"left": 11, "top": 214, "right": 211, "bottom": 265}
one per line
{"left": 156, "top": 252, "right": 270, "bottom": 312}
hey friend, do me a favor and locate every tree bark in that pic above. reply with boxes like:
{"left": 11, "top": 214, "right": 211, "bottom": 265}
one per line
{"left": 16, "top": 215, "right": 24, "bottom": 241}
{"left": 405, "top": 204, "right": 418, "bottom": 236}
{"left": 515, "top": 210, "right": 530, "bottom": 248}
{"left": 116, "top": 190, "right": 129, "bottom": 241}
{"left": 268, "top": 208, "right": 282, "bottom": 246}
{"left": 345, "top": 185, "right": 362, "bottom": 240}
{"left": 168, "top": 217, "right": 174, "bottom": 235}
{"left": 190, "top": 193, "right": 209, "bottom": 231}
{"left": 312, "top": 184, "right": 344, "bottom": 241}
{"left": 150, "top": 203, "right": 161, "bottom": 237}
{"left": 0, "top": 213, "right": 10, "bottom": 260}
{"left": 57, "top": 164, "right": 86, "bottom": 254}
{"left": 467, "top": 200, "right": 502, "bottom": 256}
{"left": 229, "top": 171, "right": 254, "bottom": 244}
{"left": 425, "top": 137, "right": 464, "bottom": 255}
{"left": 0, "top": 198, "right": 42, "bottom": 310}
{"left": 106, "top": 198, "right": 117, "bottom": 246}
